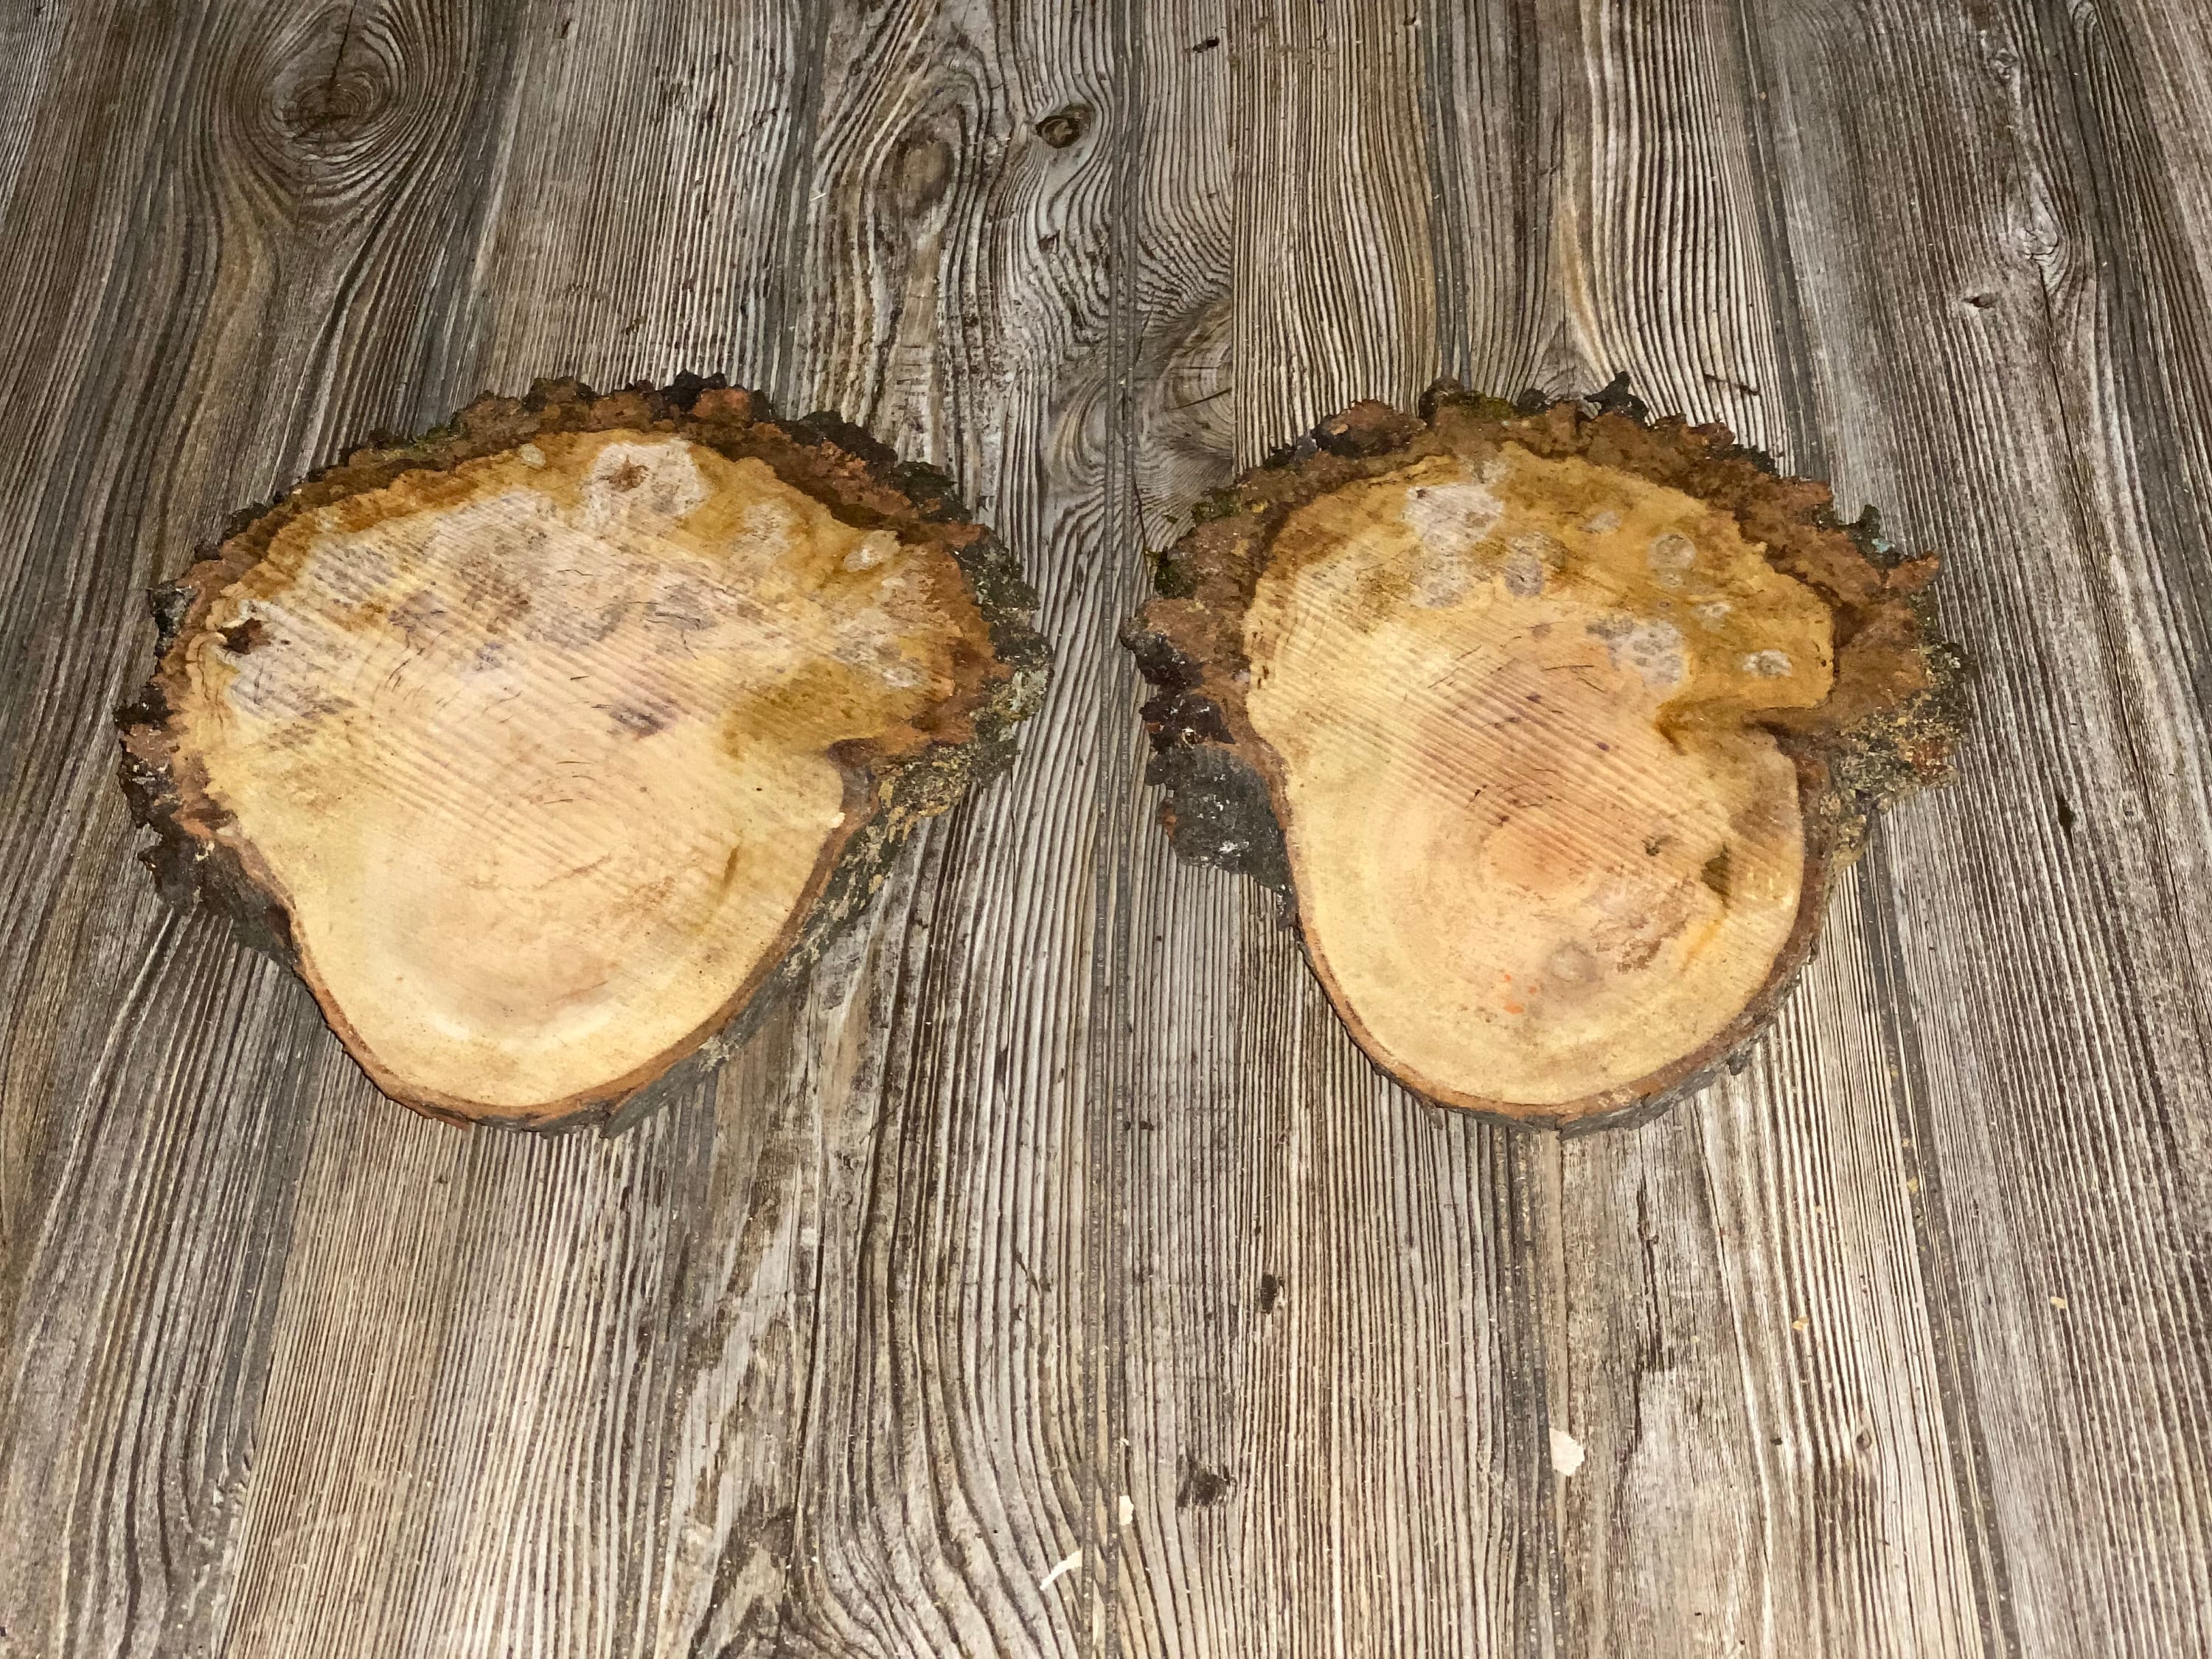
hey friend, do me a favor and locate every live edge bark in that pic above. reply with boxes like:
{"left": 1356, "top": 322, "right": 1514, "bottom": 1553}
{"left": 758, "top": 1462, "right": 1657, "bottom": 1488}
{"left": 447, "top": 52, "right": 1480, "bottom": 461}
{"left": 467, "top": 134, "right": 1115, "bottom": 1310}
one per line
{"left": 1121, "top": 379, "right": 1966, "bottom": 1129}
{"left": 116, "top": 375, "right": 1048, "bottom": 1132}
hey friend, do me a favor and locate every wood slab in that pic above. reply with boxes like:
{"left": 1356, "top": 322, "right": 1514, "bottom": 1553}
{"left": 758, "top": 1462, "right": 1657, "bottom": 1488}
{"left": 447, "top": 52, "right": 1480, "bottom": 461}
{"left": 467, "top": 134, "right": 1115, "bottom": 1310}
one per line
{"left": 0, "top": 1, "right": 2205, "bottom": 1655}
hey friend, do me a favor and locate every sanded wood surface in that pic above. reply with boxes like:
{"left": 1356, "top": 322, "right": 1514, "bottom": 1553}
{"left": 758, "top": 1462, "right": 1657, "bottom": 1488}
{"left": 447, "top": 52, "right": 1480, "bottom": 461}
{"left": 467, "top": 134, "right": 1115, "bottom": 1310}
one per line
{"left": 0, "top": 1, "right": 2206, "bottom": 1655}
{"left": 1127, "top": 392, "right": 1957, "bottom": 1126}
{"left": 121, "top": 383, "right": 1043, "bottom": 1127}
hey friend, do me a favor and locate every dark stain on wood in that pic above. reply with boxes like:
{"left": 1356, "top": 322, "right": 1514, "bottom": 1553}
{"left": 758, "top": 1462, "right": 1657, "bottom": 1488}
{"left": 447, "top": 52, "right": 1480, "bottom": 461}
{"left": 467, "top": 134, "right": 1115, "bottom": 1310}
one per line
{"left": 1034, "top": 102, "right": 1093, "bottom": 149}
{"left": 1177, "top": 1455, "right": 1232, "bottom": 1509}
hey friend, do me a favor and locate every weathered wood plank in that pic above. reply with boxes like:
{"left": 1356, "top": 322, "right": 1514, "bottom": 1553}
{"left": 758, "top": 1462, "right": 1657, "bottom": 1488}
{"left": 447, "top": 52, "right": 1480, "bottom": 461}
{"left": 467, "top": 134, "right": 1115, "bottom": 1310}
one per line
{"left": 1754, "top": 0, "right": 2212, "bottom": 1652}
{"left": 205, "top": 6, "right": 818, "bottom": 1656}
{"left": 1522, "top": 1, "right": 1996, "bottom": 1654}
{"left": 1422, "top": 0, "right": 1572, "bottom": 395}
{"left": 470, "top": 1, "right": 827, "bottom": 397}
{"left": 1107, "top": 4, "right": 1561, "bottom": 1658}
{"left": 0, "top": 4, "right": 527, "bottom": 1653}
{"left": 717, "top": 4, "right": 1130, "bottom": 1650}
{"left": 478, "top": 2, "right": 1142, "bottom": 1653}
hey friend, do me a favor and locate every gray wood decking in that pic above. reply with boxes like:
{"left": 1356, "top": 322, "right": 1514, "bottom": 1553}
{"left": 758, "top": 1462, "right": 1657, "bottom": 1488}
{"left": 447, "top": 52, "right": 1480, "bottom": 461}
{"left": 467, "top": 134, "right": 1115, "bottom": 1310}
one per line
{"left": 1, "top": 1, "right": 2207, "bottom": 1654}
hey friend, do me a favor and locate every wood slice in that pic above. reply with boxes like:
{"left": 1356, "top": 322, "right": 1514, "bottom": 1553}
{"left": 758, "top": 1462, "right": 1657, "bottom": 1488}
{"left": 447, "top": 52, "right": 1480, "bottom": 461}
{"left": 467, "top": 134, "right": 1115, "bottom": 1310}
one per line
{"left": 1124, "top": 381, "right": 1964, "bottom": 1129}
{"left": 116, "top": 377, "right": 1046, "bottom": 1130}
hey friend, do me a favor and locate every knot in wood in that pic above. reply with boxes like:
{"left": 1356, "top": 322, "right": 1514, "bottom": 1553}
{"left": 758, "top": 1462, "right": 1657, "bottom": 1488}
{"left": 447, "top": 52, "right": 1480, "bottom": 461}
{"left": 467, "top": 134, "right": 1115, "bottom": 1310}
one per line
{"left": 1034, "top": 104, "right": 1092, "bottom": 148}
{"left": 891, "top": 131, "right": 954, "bottom": 218}
{"left": 229, "top": 3, "right": 428, "bottom": 213}
{"left": 282, "top": 67, "right": 389, "bottom": 140}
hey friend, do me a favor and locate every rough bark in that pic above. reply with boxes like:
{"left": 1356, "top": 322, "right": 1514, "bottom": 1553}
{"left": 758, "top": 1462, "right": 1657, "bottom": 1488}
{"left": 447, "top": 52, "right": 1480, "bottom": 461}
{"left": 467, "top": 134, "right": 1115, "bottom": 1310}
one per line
{"left": 1123, "top": 380, "right": 1964, "bottom": 1128}
{"left": 116, "top": 375, "right": 1047, "bottom": 1130}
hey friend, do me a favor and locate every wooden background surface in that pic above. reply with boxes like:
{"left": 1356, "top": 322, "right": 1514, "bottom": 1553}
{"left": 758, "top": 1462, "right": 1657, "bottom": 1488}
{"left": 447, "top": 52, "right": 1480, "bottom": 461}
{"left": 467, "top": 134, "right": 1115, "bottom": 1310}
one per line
{"left": 2, "top": 1, "right": 2208, "bottom": 1654}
